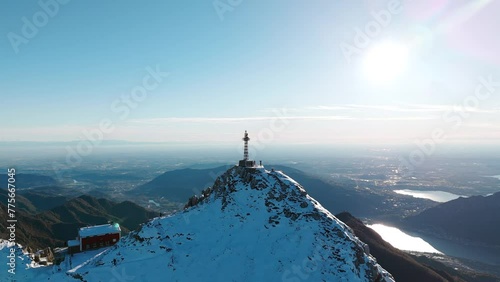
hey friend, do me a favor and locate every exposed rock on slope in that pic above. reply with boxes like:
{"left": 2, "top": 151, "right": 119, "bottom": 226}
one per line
{"left": 4, "top": 166, "right": 394, "bottom": 281}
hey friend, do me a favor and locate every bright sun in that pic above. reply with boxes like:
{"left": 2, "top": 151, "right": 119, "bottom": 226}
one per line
{"left": 363, "top": 41, "right": 409, "bottom": 83}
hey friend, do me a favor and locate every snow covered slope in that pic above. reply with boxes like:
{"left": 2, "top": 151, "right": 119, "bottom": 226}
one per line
{"left": 2, "top": 166, "right": 394, "bottom": 281}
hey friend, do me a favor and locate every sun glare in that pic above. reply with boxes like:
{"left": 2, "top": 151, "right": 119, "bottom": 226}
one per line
{"left": 363, "top": 41, "right": 409, "bottom": 84}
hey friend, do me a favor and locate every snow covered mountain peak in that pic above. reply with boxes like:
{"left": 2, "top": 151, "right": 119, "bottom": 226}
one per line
{"left": 5, "top": 166, "right": 394, "bottom": 281}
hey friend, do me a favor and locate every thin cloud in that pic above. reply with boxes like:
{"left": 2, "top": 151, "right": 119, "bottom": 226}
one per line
{"left": 361, "top": 116, "right": 437, "bottom": 121}
{"left": 307, "top": 104, "right": 443, "bottom": 112}
{"left": 128, "top": 114, "right": 439, "bottom": 125}
{"left": 128, "top": 116, "right": 353, "bottom": 125}
{"left": 307, "top": 104, "right": 500, "bottom": 114}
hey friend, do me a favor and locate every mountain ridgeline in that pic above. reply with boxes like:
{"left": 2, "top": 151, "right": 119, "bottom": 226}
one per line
{"left": 6, "top": 166, "right": 395, "bottom": 281}
{"left": 0, "top": 173, "right": 58, "bottom": 189}
{"left": 72, "top": 166, "right": 395, "bottom": 281}
{"left": 0, "top": 194, "right": 158, "bottom": 249}
{"left": 405, "top": 192, "right": 500, "bottom": 247}
{"left": 131, "top": 165, "right": 392, "bottom": 217}
{"left": 131, "top": 166, "right": 227, "bottom": 202}
{"left": 336, "top": 212, "right": 467, "bottom": 282}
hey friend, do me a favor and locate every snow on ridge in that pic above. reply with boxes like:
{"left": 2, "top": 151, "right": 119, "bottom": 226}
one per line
{"left": 0, "top": 239, "right": 56, "bottom": 280}
{"left": 0, "top": 166, "right": 394, "bottom": 281}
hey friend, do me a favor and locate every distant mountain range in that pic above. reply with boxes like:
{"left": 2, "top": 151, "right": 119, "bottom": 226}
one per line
{"left": 0, "top": 194, "right": 157, "bottom": 249}
{"left": 337, "top": 212, "right": 455, "bottom": 282}
{"left": 2, "top": 166, "right": 396, "bottom": 281}
{"left": 0, "top": 187, "right": 70, "bottom": 214}
{"left": 1, "top": 166, "right": 498, "bottom": 281}
{"left": 405, "top": 192, "right": 500, "bottom": 248}
{"left": 130, "top": 166, "right": 228, "bottom": 202}
{"left": 270, "top": 165, "right": 388, "bottom": 216}
{"left": 0, "top": 173, "right": 58, "bottom": 189}
{"left": 337, "top": 212, "right": 500, "bottom": 282}
{"left": 130, "top": 165, "right": 393, "bottom": 217}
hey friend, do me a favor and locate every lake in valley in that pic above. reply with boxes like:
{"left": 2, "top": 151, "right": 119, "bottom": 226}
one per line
{"left": 367, "top": 224, "right": 500, "bottom": 266}
{"left": 393, "top": 189, "right": 463, "bottom": 202}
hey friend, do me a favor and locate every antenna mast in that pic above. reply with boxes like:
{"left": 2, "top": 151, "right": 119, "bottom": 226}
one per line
{"left": 243, "top": 130, "right": 250, "bottom": 161}
{"left": 238, "top": 130, "right": 255, "bottom": 167}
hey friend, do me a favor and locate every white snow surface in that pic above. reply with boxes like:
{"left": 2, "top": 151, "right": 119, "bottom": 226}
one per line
{"left": 79, "top": 223, "right": 121, "bottom": 238}
{"left": 1, "top": 166, "right": 394, "bottom": 281}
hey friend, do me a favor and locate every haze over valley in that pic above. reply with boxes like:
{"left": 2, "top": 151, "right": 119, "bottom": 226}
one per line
{"left": 1, "top": 0, "right": 500, "bottom": 281}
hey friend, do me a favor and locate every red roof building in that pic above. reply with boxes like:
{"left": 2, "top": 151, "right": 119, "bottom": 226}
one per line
{"left": 67, "top": 223, "right": 121, "bottom": 253}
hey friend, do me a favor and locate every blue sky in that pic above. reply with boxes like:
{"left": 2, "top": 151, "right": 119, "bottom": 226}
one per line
{"left": 1, "top": 0, "right": 499, "bottom": 145}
